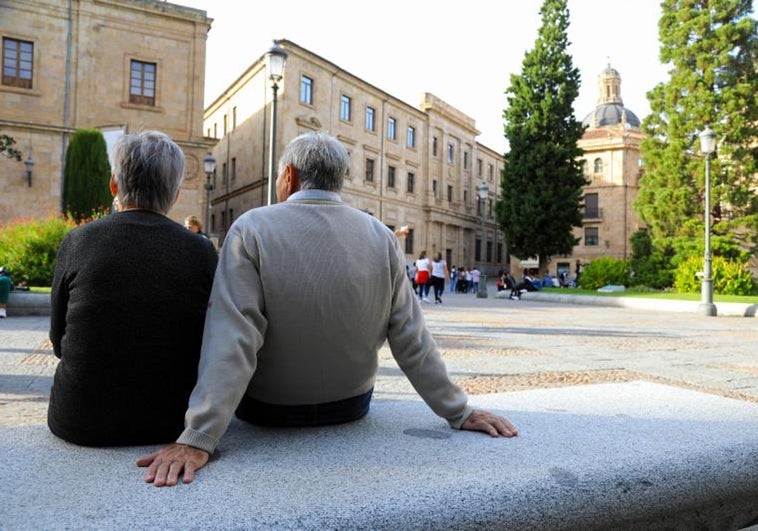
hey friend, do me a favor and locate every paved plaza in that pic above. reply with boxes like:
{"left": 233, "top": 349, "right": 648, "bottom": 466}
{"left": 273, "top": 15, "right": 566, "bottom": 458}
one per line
{"left": 2, "top": 292, "right": 758, "bottom": 427}
{"left": 2, "top": 294, "right": 758, "bottom": 529}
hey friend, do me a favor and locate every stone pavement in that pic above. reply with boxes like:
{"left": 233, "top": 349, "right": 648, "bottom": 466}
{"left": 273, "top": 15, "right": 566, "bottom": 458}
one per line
{"left": 2, "top": 294, "right": 758, "bottom": 529}
{"left": 2, "top": 290, "right": 758, "bottom": 426}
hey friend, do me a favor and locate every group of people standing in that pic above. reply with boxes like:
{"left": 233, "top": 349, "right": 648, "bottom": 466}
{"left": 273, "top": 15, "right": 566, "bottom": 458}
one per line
{"left": 409, "top": 254, "right": 485, "bottom": 303}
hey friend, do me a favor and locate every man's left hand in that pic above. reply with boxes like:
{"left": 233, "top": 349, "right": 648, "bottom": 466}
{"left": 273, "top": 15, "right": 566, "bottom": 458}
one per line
{"left": 461, "top": 409, "right": 518, "bottom": 438}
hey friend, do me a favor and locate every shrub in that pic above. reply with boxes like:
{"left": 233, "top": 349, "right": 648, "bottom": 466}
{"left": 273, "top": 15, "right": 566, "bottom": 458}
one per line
{"left": 0, "top": 215, "right": 76, "bottom": 286}
{"left": 628, "top": 229, "right": 675, "bottom": 289}
{"left": 674, "top": 255, "right": 758, "bottom": 296}
{"left": 578, "top": 257, "right": 631, "bottom": 290}
{"left": 63, "top": 128, "right": 112, "bottom": 222}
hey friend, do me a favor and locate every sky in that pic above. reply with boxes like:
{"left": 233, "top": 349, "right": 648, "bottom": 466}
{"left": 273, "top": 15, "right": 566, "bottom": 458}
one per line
{"left": 172, "top": 0, "right": 732, "bottom": 154}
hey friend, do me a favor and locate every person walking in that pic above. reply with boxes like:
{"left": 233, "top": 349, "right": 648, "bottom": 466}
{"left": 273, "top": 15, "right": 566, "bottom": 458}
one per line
{"left": 431, "top": 253, "right": 449, "bottom": 304}
{"left": 414, "top": 250, "right": 432, "bottom": 303}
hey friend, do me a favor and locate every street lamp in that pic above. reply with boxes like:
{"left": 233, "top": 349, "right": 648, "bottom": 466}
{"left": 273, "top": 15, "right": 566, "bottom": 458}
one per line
{"left": 477, "top": 181, "right": 489, "bottom": 298}
{"left": 24, "top": 157, "right": 34, "bottom": 187}
{"left": 266, "top": 39, "right": 288, "bottom": 206}
{"left": 203, "top": 152, "right": 216, "bottom": 235}
{"left": 698, "top": 127, "right": 717, "bottom": 316}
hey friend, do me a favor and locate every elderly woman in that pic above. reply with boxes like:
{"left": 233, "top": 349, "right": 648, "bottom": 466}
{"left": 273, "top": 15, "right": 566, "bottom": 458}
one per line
{"left": 48, "top": 131, "right": 218, "bottom": 446}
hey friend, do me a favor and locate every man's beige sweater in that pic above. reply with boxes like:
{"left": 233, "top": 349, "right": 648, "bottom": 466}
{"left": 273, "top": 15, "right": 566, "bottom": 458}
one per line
{"left": 177, "top": 190, "right": 472, "bottom": 453}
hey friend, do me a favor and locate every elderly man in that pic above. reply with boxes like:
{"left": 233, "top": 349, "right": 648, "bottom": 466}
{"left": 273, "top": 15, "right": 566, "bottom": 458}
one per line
{"left": 138, "top": 132, "right": 517, "bottom": 486}
{"left": 48, "top": 131, "right": 218, "bottom": 446}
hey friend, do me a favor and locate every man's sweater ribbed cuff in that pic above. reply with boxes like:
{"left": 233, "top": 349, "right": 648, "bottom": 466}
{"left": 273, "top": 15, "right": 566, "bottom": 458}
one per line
{"left": 176, "top": 428, "right": 218, "bottom": 454}
{"left": 447, "top": 405, "right": 475, "bottom": 430}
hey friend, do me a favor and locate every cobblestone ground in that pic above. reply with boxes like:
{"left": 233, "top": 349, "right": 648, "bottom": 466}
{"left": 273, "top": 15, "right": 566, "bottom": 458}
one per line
{"left": 2, "top": 294, "right": 758, "bottom": 426}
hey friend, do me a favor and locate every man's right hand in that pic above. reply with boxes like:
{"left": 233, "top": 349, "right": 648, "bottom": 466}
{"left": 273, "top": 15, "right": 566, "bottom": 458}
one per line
{"left": 136, "top": 443, "right": 210, "bottom": 487}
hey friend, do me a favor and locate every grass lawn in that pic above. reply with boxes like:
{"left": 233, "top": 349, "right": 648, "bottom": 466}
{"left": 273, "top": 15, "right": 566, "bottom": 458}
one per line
{"left": 29, "top": 286, "right": 52, "bottom": 294}
{"left": 539, "top": 287, "right": 758, "bottom": 304}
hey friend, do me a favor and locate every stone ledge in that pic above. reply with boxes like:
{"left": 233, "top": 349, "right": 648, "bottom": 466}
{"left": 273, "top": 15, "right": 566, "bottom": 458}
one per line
{"left": 520, "top": 291, "right": 758, "bottom": 317}
{"left": 1, "top": 382, "right": 757, "bottom": 529}
{"left": 7, "top": 292, "right": 51, "bottom": 316}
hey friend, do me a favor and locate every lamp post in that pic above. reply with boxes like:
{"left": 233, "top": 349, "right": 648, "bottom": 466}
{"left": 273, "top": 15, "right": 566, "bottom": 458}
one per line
{"left": 203, "top": 152, "right": 216, "bottom": 235}
{"left": 266, "top": 40, "right": 288, "bottom": 206}
{"left": 24, "top": 157, "right": 34, "bottom": 187}
{"left": 477, "top": 181, "right": 489, "bottom": 298}
{"left": 698, "top": 127, "right": 717, "bottom": 317}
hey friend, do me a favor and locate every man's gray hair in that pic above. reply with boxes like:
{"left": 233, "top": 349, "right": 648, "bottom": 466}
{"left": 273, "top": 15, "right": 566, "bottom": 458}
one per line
{"left": 278, "top": 132, "right": 348, "bottom": 192}
{"left": 112, "top": 131, "right": 185, "bottom": 213}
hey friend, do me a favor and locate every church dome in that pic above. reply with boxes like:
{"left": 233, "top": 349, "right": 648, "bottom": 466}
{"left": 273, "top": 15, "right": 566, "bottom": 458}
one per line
{"left": 583, "top": 62, "right": 640, "bottom": 129}
{"left": 582, "top": 104, "right": 640, "bottom": 128}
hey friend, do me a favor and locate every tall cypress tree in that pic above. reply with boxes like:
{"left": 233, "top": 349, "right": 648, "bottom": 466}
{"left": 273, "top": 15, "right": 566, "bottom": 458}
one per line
{"left": 496, "top": 0, "right": 586, "bottom": 272}
{"left": 636, "top": 0, "right": 758, "bottom": 256}
{"left": 63, "top": 129, "right": 112, "bottom": 222}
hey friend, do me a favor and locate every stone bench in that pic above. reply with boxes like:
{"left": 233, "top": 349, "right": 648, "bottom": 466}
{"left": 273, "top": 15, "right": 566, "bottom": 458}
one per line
{"left": 7, "top": 291, "right": 51, "bottom": 316}
{"left": 1, "top": 381, "right": 757, "bottom": 529}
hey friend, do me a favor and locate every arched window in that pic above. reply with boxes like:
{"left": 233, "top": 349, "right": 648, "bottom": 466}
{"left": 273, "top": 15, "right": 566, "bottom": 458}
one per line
{"left": 593, "top": 158, "right": 603, "bottom": 174}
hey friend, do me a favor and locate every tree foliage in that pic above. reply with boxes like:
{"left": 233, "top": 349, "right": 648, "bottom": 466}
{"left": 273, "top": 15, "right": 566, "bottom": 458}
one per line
{"left": 1, "top": 134, "right": 22, "bottom": 161}
{"left": 63, "top": 129, "right": 112, "bottom": 222}
{"left": 496, "top": 0, "right": 587, "bottom": 272}
{"left": 636, "top": 0, "right": 758, "bottom": 256}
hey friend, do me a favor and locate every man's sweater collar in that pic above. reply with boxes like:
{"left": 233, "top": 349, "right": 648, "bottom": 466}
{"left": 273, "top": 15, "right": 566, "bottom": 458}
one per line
{"left": 287, "top": 189, "right": 342, "bottom": 203}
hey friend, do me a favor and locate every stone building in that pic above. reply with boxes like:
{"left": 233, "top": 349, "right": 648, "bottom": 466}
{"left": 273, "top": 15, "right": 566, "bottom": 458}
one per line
{"left": 0, "top": 0, "right": 213, "bottom": 225}
{"left": 543, "top": 64, "right": 645, "bottom": 279}
{"left": 204, "top": 39, "right": 505, "bottom": 273}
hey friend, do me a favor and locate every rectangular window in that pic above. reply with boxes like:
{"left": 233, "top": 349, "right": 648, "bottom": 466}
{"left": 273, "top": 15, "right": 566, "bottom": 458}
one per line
{"left": 340, "top": 94, "right": 351, "bottom": 121}
{"left": 231, "top": 157, "right": 237, "bottom": 181}
{"left": 129, "top": 59, "right": 156, "bottom": 106}
{"left": 211, "top": 213, "right": 216, "bottom": 233}
{"left": 2, "top": 37, "right": 33, "bottom": 89}
{"left": 222, "top": 162, "right": 227, "bottom": 184}
{"left": 407, "top": 172, "right": 415, "bottom": 193}
{"left": 432, "top": 179, "right": 438, "bottom": 198}
{"left": 464, "top": 151, "right": 469, "bottom": 169}
{"left": 229, "top": 208, "right": 234, "bottom": 223}
{"left": 486, "top": 241, "right": 492, "bottom": 262}
{"left": 221, "top": 211, "right": 226, "bottom": 231}
{"left": 584, "top": 226, "right": 599, "bottom": 246}
{"left": 387, "top": 165, "right": 396, "bottom": 188}
{"left": 206, "top": 128, "right": 211, "bottom": 137}
{"left": 405, "top": 228, "right": 414, "bottom": 255}
{"left": 232, "top": 107, "right": 237, "bottom": 130}
{"left": 213, "top": 123, "right": 217, "bottom": 139}
{"left": 584, "top": 193, "right": 600, "bottom": 218}
{"left": 365, "top": 158, "right": 375, "bottom": 182}
{"left": 477, "top": 159, "right": 483, "bottom": 177}
{"left": 488, "top": 163, "right": 494, "bottom": 180}
{"left": 447, "top": 185, "right": 453, "bottom": 202}
{"left": 432, "top": 136, "right": 438, "bottom": 157}
{"left": 407, "top": 126, "right": 415, "bottom": 148}
{"left": 223, "top": 114, "right": 228, "bottom": 136}
{"left": 447, "top": 143, "right": 454, "bottom": 164}
{"left": 388, "top": 117, "right": 396, "bottom": 140}
{"left": 300, "top": 75, "right": 313, "bottom": 104}
{"left": 463, "top": 190, "right": 468, "bottom": 205}
{"left": 365, "top": 106, "right": 375, "bottom": 131}
{"left": 497, "top": 243, "right": 503, "bottom": 263}
{"left": 475, "top": 238, "right": 482, "bottom": 261}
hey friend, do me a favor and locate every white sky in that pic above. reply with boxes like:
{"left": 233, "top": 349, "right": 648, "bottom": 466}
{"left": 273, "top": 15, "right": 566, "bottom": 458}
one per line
{"left": 175, "top": 0, "right": 753, "bottom": 154}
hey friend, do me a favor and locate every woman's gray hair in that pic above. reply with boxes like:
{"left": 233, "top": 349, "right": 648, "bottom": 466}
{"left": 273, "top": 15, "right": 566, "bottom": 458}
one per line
{"left": 278, "top": 132, "right": 348, "bottom": 192}
{"left": 112, "top": 131, "right": 185, "bottom": 213}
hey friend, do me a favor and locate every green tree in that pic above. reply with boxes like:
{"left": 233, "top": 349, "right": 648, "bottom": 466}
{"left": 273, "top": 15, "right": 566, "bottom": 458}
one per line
{"left": 636, "top": 0, "right": 758, "bottom": 256}
{"left": 1, "top": 134, "right": 22, "bottom": 161}
{"left": 496, "top": 0, "right": 587, "bottom": 272}
{"left": 63, "top": 129, "right": 112, "bottom": 222}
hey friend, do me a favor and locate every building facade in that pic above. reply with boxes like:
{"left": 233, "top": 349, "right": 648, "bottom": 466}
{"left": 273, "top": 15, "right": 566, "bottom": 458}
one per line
{"left": 204, "top": 40, "right": 505, "bottom": 273}
{"left": 0, "top": 0, "right": 213, "bottom": 224}
{"left": 537, "top": 64, "right": 645, "bottom": 279}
